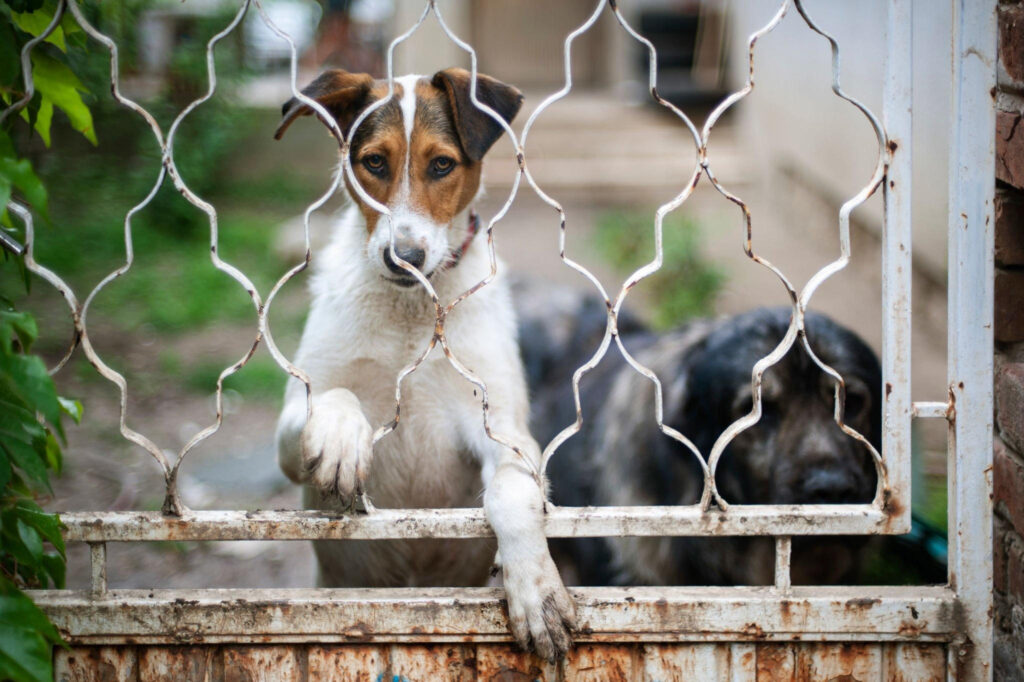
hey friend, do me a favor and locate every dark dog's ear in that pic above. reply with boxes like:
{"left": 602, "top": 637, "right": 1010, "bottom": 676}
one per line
{"left": 431, "top": 68, "right": 523, "bottom": 162}
{"left": 275, "top": 70, "right": 375, "bottom": 141}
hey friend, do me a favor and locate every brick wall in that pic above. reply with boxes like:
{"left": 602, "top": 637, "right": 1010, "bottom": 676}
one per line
{"left": 995, "top": 2, "right": 1024, "bottom": 679}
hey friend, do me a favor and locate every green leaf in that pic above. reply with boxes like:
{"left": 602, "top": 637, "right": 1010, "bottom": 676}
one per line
{"left": 42, "top": 430, "right": 60, "bottom": 472}
{"left": 0, "top": 631, "right": 52, "bottom": 682}
{"left": 0, "top": 309, "right": 38, "bottom": 354}
{"left": 0, "top": 582, "right": 62, "bottom": 642}
{"left": 0, "top": 352, "right": 61, "bottom": 432}
{"left": 0, "top": 132, "right": 48, "bottom": 218}
{"left": 0, "top": 170, "right": 11, "bottom": 219}
{"left": 2, "top": 440, "right": 48, "bottom": 492}
{"left": 39, "top": 553, "right": 64, "bottom": 589}
{"left": 0, "top": 587, "right": 61, "bottom": 682}
{"left": 57, "top": 396, "right": 81, "bottom": 424}
{"left": 15, "top": 518, "right": 42, "bottom": 562}
{"left": 15, "top": 503, "right": 63, "bottom": 557}
{"left": 0, "top": 447, "right": 11, "bottom": 491}
{"left": 32, "top": 97, "right": 52, "bottom": 147}
{"left": 0, "top": 517, "right": 34, "bottom": 565}
{"left": 12, "top": 10, "right": 66, "bottom": 52}
{"left": 0, "top": 21, "right": 20, "bottom": 87}
{"left": 0, "top": 408, "right": 42, "bottom": 444}
{"left": 29, "top": 52, "right": 96, "bottom": 145}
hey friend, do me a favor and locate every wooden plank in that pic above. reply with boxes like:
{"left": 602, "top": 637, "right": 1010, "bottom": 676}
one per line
{"left": 794, "top": 643, "right": 882, "bottom": 681}
{"left": 223, "top": 646, "right": 302, "bottom": 682}
{"left": 308, "top": 645, "right": 387, "bottom": 682}
{"left": 474, "top": 644, "right": 557, "bottom": 681}
{"left": 55, "top": 647, "right": 137, "bottom": 682}
{"left": 641, "top": 643, "right": 726, "bottom": 680}
{"left": 884, "top": 643, "right": 946, "bottom": 682}
{"left": 388, "top": 644, "right": 475, "bottom": 681}
{"left": 562, "top": 644, "right": 636, "bottom": 682}
{"left": 756, "top": 644, "right": 796, "bottom": 681}
{"left": 138, "top": 647, "right": 216, "bottom": 682}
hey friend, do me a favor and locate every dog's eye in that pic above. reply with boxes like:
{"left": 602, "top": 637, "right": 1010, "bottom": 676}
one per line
{"left": 362, "top": 154, "right": 387, "bottom": 176}
{"left": 429, "top": 156, "right": 456, "bottom": 178}
{"left": 844, "top": 388, "right": 869, "bottom": 420}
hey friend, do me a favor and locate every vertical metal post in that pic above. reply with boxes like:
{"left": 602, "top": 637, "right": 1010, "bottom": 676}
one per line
{"left": 882, "top": 0, "right": 913, "bottom": 532}
{"left": 946, "top": 0, "right": 996, "bottom": 679}
{"left": 89, "top": 542, "right": 107, "bottom": 597}
{"left": 774, "top": 536, "right": 792, "bottom": 593}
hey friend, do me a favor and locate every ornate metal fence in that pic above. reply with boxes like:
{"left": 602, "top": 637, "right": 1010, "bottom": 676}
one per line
{"left": 2, "top": 0, "right": 996, "bottom": 679}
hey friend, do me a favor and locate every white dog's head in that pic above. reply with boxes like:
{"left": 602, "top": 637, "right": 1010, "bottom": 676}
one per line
{"left": 276, "top": 69, "right": 523, "bottom": 287}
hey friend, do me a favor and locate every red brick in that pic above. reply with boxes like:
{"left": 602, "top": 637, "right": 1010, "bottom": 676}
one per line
{"left": 998, "top": 363, "right": 1024, "bottom": 451}
{"left": 997, "top": 110, "right": 1024, "bottom": 191}
{"left": 996, "top": 188, "right": 1024, "bottom": 266}
{"left": 1009, "top": 532, "right": 1024, "bottom": 604}
{"left": 995, "top": 436, "right": 1024, "bottom": 536}
{"left": 996, "top": 513, "right": 1010, "bottom": 594}
{"left": 995, "top": 269, "right": 1024, "bottom": 342}
{"left": 1000, "top": 4, "right": 1024, "bottom": 87}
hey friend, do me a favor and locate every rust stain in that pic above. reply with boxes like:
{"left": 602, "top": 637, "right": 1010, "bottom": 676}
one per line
{"left": 341, "top": 621, "right": 373, "bottom": 639}
{"left": 843, "top": 597, "right": 880, "bottom": 611}
{"left": 882, "top": 488, "right": 904, "bottom": 518}
{"left": 887, "top": 139, "right": 899, "bottom": 153}
{"left": 898, "top": 619, "right": 928, "bottom": 637}
{"left": 742, "top": 622, "right": 766, "bottom": 639}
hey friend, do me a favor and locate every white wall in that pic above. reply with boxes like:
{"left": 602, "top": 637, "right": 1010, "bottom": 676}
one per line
{"left": 726, "top": 0, "right": 952, "bottom": 281}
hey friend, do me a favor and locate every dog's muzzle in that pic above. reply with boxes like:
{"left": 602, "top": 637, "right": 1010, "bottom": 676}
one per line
{"left": 383, "top": 244, "right": 427, "bottom": 286}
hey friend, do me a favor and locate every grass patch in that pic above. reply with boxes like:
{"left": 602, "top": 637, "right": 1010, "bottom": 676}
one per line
{"left": 184, "top": 355, "right": 286, "bottom": 404}
{"left": 594, "top": 210, "right": 724, "bottom": 328}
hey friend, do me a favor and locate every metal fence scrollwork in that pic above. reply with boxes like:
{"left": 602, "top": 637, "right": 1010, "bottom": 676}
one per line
{"left": 2, "top": 0, "right": 996, "bottom": 680}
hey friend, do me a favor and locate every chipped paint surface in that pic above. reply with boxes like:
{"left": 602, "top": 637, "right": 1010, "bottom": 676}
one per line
{"left": 54, "top": 643, "right": 948, "bottom": 681}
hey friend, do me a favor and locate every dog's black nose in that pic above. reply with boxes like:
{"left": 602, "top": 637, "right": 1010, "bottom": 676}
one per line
{"left": 797, "top": 469, "right": 865, "bottom": 504}
{"left": 383, "top": 245, "right": 426, "bottom": 274}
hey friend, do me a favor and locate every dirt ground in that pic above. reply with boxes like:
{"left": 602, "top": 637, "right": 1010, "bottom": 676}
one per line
{"left": 42, "top": 86, "right": 947, "bottom": 590}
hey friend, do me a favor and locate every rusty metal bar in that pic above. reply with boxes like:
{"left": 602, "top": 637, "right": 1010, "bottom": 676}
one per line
{"left": 30, "top": 585, "right": 957, "bottom": 645}
{"left": 774, "top": 537, "right": 792, "bottom": 593}
{"left": 57, "top": 505, "right": 901, "bottom": 543}
{"left": 945, "top": 0, "right": 996, "bottom": 679}
{"left": 881, "top": 0, "right": 914, "bottom": 534}
{"left": 88, "top": 542, "right": 107, "bottom": 597}
{"left": 912, "top": 401, "right": 952, "bottom": 419}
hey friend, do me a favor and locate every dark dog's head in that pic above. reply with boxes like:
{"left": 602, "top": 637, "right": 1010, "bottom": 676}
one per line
{"left": 678, "top": 307, "right": 880, "bottom": 507}
{"left": 275, "top": 69, "right": 522, "bottom": 286}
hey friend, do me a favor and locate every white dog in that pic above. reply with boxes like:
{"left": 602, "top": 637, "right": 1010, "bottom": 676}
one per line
{"left": 273, "top": 68, "right": 576, "bottom": 660}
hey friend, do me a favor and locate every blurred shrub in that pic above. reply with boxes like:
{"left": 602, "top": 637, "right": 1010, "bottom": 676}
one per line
{"left": 30, "top": 0, "right": 258, "bottom": 242}
{"left": 595, "top": 209, "right": 724, "bottom": 328}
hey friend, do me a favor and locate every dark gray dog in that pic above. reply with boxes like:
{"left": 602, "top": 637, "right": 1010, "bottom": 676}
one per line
{"left": 517, "top": 287, "right": 880, "bottom": 586}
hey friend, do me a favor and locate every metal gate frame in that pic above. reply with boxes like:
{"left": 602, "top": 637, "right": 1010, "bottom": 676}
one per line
{"left": 7, "top": 0, "right": 996, "bottom": 679}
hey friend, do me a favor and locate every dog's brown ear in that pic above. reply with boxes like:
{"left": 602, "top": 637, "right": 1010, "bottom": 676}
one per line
{"left": 431, "top": 68, "right": 523, "bottom": 162}
{"left": 275, "top": 70, "right": 375, "bottom": 140}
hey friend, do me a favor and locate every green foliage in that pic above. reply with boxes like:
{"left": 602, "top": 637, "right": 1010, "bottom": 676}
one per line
{"left": 1, "top": 1, "right": 88, "bottom": 679}
{"left": 594, "top": 210, "right": 725, "bottom": 328}
{"left": 0, "top": 293, "right": 75, "bottom": 682}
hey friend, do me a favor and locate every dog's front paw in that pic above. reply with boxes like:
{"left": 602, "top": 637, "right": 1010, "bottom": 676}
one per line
{"left": 300, "top": 389, "right": 373, "bottom": 501}
{"left": 502, "top": 554, "right": 577, "bottom": 661}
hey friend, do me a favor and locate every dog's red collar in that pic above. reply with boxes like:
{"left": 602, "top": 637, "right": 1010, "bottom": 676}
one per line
{"left": 448, "top": 211, "right": 480, "bottom": 269}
